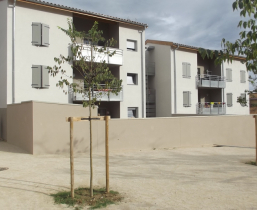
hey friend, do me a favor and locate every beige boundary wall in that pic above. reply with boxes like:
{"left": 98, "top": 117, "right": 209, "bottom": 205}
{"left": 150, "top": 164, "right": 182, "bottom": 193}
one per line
{"left": 6, "top": 101, "right": 256, "bottom": 154}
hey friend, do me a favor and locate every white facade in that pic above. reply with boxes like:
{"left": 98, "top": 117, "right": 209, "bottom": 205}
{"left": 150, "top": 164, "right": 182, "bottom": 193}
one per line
{"left": 0, "top": 0, "right": 147, "bottom": 121}
{"left": 145, "top": 40, "right": 249, "bottom": 117}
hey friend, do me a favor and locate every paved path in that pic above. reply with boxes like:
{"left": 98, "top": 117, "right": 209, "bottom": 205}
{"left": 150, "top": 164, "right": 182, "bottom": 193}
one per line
{"left": 0, "top": 141, "right": 257, "bottom": 210}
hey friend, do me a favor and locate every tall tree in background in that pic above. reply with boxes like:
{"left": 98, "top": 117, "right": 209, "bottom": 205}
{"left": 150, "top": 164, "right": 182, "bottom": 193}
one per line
{"left": 199, "top": 0, "right": 257, "bottom": 105}
{"left": 48, "top": 19, "right": 122, "bottom": 197}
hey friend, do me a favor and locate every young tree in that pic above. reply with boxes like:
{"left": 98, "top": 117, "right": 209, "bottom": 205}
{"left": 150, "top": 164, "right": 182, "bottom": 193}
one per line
{"left": 48, "top": 19, "right": 122, "bottom": 197}
{"left": 198, "top": 0, "right": 257, "bottom": 105}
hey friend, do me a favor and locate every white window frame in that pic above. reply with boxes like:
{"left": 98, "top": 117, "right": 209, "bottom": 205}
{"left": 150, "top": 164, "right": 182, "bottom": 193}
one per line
{"left": 127, "top": 73, "right": 138, "bottom": 85}
{"left": 127, "top": 40, "right": 137, "bottom": 51}
{"left": 128, "top": 107, "right": 138, "bottom": 118}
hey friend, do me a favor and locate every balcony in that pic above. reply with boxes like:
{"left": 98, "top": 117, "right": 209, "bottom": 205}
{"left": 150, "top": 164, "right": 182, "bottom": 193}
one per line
{"left": 146, "top": 62, "right": 155, "bottom": 75}
{"left": 196, "top": 102, "right": 226, "bottom": 115}
{"left": 75, "top": 44, "right": 123, "bottom": 66}
{"left": 146, "top": 89, "right": 155, "bottom": 103}
{"left": 73, "top": 85, "right": 123, "bottom": 102}
{"left": 196, "top": 74, "right": 226, "bottom": 88}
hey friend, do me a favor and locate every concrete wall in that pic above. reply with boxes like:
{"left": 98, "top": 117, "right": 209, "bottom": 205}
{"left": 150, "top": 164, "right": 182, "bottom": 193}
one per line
{"left": 6, "top": 101, "right": 255, "bottom": 154}
{"left": 224, "top": 61, "right": 249, "bottom": 115}
{"left": 34, "top": 114, "right": 256, "bottom": 154}
{"left": 9, "top": 2, "right": 72, "bottom": 105}
{"left": 0, "top": 108, "right": 7, "bottom": 140}
{"left": 7, "top": 101, "right": 33, "bottom": 153}
{"left": 7, "top": 101, "right": 97, "bottom": 154}
{"left": 119, "top": 24, "right": 145, "bottom": 118}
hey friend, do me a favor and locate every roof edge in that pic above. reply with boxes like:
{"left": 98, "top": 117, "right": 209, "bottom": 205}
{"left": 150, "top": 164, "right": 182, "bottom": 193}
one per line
{"left": 17, "top": 0, "right": 148, "bottom": 28}
{"left": 146, "top": 39, "right": 246, "bottom": 61}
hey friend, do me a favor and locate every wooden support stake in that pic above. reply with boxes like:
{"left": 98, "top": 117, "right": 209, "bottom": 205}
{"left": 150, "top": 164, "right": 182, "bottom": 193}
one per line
{"left": 255, "top": 116, "right": 257, "bottom": 165}
{"left": 105, "top": 116, "right": 110, "bottom": 193}
{"left": 70, "top": 117, "right": 74, "bottom": 198}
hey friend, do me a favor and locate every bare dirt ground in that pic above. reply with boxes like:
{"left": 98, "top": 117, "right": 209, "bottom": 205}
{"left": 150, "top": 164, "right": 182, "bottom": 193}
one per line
{"left": 0, "top": 141, "right": 257, "bottom": 210}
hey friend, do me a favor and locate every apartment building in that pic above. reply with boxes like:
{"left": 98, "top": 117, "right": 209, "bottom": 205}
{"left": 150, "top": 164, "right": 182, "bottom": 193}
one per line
{"left": 0, "top": 0, "right": 147, "bottom": 139}
{"left": 145, "top": 40, "right": 249, "bottom": 117}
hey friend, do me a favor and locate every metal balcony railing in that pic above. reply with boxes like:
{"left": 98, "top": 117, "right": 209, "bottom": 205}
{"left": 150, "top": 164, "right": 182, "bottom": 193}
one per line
{"left": 146, "top": 89, "right": 155, "bottom": 103}
{"left": 73, "top": 85, "right": 123, "bottom": 102}
{"left": 196, "top": 102, "right": 226, "bottom": 115}
{"left": 75, "top": 44, "right": 123, "bottom": 66}
{"left": 196, "top": 74, "right": 226, "bottom": 88}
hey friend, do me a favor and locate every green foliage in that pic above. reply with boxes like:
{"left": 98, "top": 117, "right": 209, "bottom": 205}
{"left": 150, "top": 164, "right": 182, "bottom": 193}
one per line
{"left": 51, "top": 188, "right": 122, "bottom": 210}
{"left": 198, "top": 0, "right": 257, "bottom": 103}
{"left": 48, "top": 19, "right": 122, "bottom": 108}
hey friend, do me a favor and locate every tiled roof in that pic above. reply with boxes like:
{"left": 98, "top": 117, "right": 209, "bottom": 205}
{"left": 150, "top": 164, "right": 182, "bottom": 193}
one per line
{"left": 19, "top": 0, "right": 148, "bottom": 27}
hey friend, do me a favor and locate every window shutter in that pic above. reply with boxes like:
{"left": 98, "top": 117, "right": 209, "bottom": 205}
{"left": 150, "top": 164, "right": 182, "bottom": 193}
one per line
{"left": 183, "top": 91, "right": 191, "bottom": 107}
{"left": 32, "top": 22, "right": 42, "bottom": 45}
{"left": 227, "top": 93, "right": 233, "bottom": 107}
{"left": 182, "top": 63, "right": 187, "bottom": 77}
{"left": 187, "top": 63, "right": 191, "bottom": 78}
{"left": 226, "top": 68, "right": 232, "bottom": 82}
{"left": 42, "top": 66, "right": 50, "bottom": 88}
{"left": 240, "top": 71, "right": 246, "bottom": 83}
{"left": 127, "top": 40, "right": 136, "bottom": 50}
{"left": 229, "top": 69, "right": 232, "bottom": 81}
{"left": 42, "top": 24, "right": 50, "bottom": 46}
{"left": 32, "top": 65, "right": 41, "bottom": 88}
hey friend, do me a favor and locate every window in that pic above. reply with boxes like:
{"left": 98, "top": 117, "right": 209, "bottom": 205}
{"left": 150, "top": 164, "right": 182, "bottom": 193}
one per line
{"left": 182, "top": 62, "right": 191, "bottom": 78}
{"left": 226, "top": 68, "right": 232, "bottom": 82}
{"left": 128, "top": 107, "right": 138, "bottom": 118}
{"left": 240, "top": 70, "right": 246, "bottom": 83}
{"left": 227, "top": 93, "right": 233, "bottom": 107}
{"left": 32, "top": 22, "right": 50, "bottom": 46}
{"left": 127, "top": 40, "right": 137, "bottom": 51}
{"left": 127, "top": 73, "right": 138, "bottom": 85}
{"left": 183, "top": 91, "right": 191, "bottom": 107}
{"left": 32, "top": 65, "right": 50, "bottom": 88}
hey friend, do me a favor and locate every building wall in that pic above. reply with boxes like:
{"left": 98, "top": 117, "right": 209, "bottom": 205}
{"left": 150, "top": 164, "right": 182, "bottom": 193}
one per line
{"left": 0, "top": 0, "right": 8, "bottom": 109}
{"left": 146, "top": 44, "right": 172, "bottom": 117}
{"left": 0, "top": 0, "right": 8, "bottom": 140}
{"left": 223, "top": 61, "right": 249, "bottom": 115}
{"left": 119, "top": 24, "right": 145, "bottom": 118}
{"left": 7, "top": 101, "right": 255, "bottom": 154}
{"left": 9, "top": 2, "right": 72, "bottom": 104}
{"left": 174, "top": 50, "right": 198, "bottom": 114}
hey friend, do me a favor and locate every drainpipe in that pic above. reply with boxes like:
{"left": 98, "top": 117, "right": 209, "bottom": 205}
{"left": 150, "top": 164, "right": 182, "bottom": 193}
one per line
{"left": 172, "top": 44, "right": 179, "bottom": 114}
{"left": 138, "top": 30, "right": 145, "bottom": 118}
{"left": 10, "top": 0, "right": 17, "bottom": 104}
{"left": 222, "top": 61, "right": 224, "bottom": 103}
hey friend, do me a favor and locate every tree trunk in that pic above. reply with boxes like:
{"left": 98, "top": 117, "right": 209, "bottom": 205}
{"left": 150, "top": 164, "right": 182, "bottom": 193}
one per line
{"left": 89, "top": 88, "right": 93, "bottom": 197}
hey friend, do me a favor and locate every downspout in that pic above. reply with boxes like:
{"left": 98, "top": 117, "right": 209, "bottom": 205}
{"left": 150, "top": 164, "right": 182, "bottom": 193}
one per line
{"left": 222, "top": 61, "right": 224, "bottom": 103}
{"left": 138, "top": 30, "right": 145, "bottom": 118}
{"left": 11, "top": 0, "right": 17, "bottom": 104}
{"left": 173, "top": 44, "right": 179, "bottom": 114}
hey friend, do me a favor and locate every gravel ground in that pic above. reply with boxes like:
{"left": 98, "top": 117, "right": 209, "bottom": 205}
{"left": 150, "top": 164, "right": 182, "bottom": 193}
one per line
{"left": 0, "top": 141, "right": 257, "bottom": 210}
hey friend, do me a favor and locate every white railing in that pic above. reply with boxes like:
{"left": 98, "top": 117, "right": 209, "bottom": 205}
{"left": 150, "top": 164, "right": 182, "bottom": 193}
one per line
{"left": 196, "top": 74, "right": 226, "bottom": 88}
{"left": 75, "top": 44, "right": 123, "bottom": 66}
{"left": 196, "top": 102, "right": 226, "bottom": 115}
{"left": 73, "top": 85, "right": 123, "bottom": 102}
